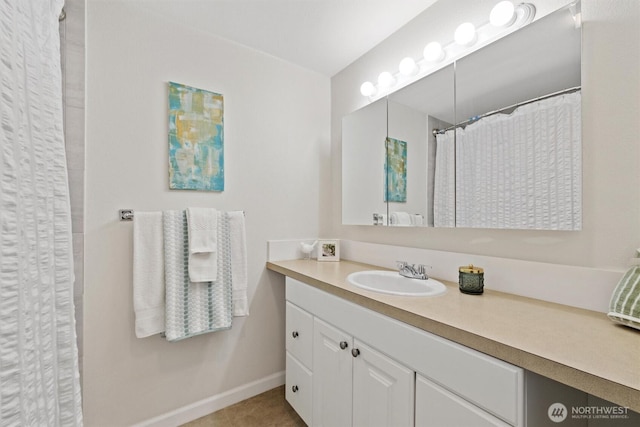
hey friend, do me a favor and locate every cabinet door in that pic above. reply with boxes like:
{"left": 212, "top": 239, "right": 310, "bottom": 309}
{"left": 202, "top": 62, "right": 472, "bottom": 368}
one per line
{"left": 415, "top": 374, "right": 511, "bottom": 427}
{"left": 352, "top": 340, "right": 414, "bottom": 427}
{"left": 313, "top": 318, "right": 353, "bottom": 427}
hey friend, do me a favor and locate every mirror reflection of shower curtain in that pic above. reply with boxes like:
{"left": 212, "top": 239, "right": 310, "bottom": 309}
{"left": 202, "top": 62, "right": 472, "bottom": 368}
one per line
{"left": 0, "top": 0, "right": 83, "bottom": 425}
{"left": 434, "top": 91, "right": 581, "bottom": 230}
{"left": 433, "top": 131, "right": 456, "bottom": 227}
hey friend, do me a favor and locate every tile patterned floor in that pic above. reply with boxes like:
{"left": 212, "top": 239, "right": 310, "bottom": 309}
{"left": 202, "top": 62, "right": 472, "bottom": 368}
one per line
{"left": 181, "top": 386, "right": 306, "bottom": 427}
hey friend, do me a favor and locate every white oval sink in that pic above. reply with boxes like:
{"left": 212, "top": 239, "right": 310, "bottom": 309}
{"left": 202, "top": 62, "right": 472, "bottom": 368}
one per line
{"left": 347, "top": 270, "right": 447, "bottom": 297}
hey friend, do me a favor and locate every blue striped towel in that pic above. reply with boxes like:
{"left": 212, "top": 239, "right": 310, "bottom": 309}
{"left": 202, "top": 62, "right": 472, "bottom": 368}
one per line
{"left": 163, "top": 210, "right": 233, "bottom": 341}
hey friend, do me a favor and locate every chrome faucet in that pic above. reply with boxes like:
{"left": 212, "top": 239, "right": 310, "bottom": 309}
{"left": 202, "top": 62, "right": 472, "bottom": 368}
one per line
{"left": 396, "top": 261, "right": 429, "bottom": 280}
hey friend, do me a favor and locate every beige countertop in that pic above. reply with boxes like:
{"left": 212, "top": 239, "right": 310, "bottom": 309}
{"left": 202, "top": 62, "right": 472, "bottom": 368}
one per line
{"left": 267, "top": 259, "right": 640, "bottom": 412}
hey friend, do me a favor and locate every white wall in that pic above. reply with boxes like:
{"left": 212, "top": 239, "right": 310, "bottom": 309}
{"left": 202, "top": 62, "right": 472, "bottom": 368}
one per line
{"left": 330, "top": 0, "right": 640, "bottom": 270}
{"left": 388, "top": 100, "right": 428, "bottom": 222}
{"left": 342, "top": 99, "right": 387, "bottom": 224}
{"left": 85, "top": 1, "right": 329, "bottom": 425}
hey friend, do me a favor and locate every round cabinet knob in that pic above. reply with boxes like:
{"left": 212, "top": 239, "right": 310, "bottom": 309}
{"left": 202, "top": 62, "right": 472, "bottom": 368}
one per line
{"left": 292, "top": 331, "right": 299, "bottom": 338}
{"left": 351, "top": 348, "right": 360, "bottom": 358}
{"left": 292, "top": 385, "right": 299, "bottom": 393}
{"left": 339, "top": 341, "right": 348, "bottom": 350}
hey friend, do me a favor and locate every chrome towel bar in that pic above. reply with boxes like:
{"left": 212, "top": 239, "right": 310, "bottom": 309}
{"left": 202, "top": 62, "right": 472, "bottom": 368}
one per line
{"left": 119, "top": 209, "right": 245, "bottom": 221}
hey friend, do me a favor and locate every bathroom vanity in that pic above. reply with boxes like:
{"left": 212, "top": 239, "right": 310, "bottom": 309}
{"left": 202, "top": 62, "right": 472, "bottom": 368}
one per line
{"left": 267, "top": 259, "right": 640, "bottom": 426}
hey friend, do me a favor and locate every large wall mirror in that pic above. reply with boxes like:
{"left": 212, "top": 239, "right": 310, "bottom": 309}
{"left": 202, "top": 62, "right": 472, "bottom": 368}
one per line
{"left": 342, "top": 1, "right": 582, "bottom": 230}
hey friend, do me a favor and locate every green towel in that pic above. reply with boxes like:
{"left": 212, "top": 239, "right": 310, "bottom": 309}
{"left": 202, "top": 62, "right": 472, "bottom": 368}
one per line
{"left": 608, "top": 266, "right": 640, "bottom": 330}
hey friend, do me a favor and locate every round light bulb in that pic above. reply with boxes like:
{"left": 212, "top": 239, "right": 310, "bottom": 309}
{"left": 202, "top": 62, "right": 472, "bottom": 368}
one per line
{"left": 399, "top": 57, "right": 418, "bottom": 76}
{"left": 490, "top": 1, "right": 516, "bottom": 27}
{"left": 454, "top": 22, "right": 477, "bottom": 47}
{"left": 360, "top": 81, "right": 376, "bottom": 97}
{"left": 514, "top": 3, "right": 536, "bottom": 26}
{"left": 377, "top": 71, "right": 396, "bottom": 89}
{"left": 423, "top": 41, "right": 445, "bottom": 63}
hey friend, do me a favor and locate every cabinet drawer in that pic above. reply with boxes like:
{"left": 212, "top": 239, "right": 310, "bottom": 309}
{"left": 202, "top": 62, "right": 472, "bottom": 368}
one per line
{"left": 286, "top": 302, "right": 313, "bottom": 369}
{"left": 414, "top": 335, "right": 523, "bottom": 426}
{"left": 415, "top": 374, "right": 511, "bottom": 427}
{"left": 286, "top": 352, "right": 312, "bottom": 426}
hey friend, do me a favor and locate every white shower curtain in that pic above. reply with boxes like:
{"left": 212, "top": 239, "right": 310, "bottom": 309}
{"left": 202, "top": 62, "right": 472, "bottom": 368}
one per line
{"left": 434, "top": 91, "right": 581, "bottom": 230}
{"left": 433, "top": 130, "right": 456, "bottom": 227}
{"left": 0, "top": 1, "right": 83, "bottom": 425}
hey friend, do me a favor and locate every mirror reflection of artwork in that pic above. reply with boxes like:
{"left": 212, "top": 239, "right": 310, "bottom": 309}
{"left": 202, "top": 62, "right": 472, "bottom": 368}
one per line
{"left": 384, "top": 137, "right": 407, "bottom": 203}
{"left": 168, "top": 82, "right": 224, "bottom": 191}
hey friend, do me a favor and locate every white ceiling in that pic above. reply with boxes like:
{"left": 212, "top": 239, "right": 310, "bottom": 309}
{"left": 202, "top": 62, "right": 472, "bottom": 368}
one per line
{"left": 133, "top": 0, "right": 440, "bottom": 76}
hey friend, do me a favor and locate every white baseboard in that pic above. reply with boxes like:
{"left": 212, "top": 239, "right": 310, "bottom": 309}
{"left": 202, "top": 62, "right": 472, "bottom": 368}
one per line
{"left": 132, "top": 371, "right": 286, "bottom": 427}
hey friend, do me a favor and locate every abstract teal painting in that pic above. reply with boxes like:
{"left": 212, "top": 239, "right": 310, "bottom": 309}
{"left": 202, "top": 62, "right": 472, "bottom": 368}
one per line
{"left": 168, "top": 82, "right": 224, "bottom": 191}
{"left": 384, "top": 137, "right": 407, "bottom": 202}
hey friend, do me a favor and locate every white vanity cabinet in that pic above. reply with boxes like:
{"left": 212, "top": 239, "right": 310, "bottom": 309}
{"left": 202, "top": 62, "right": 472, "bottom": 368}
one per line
{"left": 312, "top": 318, "right": 414, "bottom": 427}
{"left": 285, "top": 277, "right": 524, "bottom": 427}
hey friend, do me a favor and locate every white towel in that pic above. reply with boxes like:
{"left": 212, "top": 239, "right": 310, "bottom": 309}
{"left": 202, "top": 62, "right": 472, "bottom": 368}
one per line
{"left": 133, "top": 212, "right": 165, "bottom": 338}
{"left": 410, "top": 214, "right": 424, "bottom": 226}
{"left": 391, "top": 211, "right": 412, "bottom": 226}
{"left": 186, "top": 207, "right": 218, "bottom": 282}
{"left": 229, "top": 211, "right": 249, "bottom": 317}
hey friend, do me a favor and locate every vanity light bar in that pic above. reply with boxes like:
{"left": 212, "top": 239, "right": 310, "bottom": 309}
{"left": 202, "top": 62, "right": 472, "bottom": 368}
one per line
{"left": 360, "top": 1, "right": 536, "bottom": 100}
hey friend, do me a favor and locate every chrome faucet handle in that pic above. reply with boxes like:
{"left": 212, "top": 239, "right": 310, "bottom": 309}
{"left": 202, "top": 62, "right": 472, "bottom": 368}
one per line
{"left": 397, "top": 261, "right": 430, "bottom": 279}
{"left": 417, "top": 264, "right": 431, "bottom": 279}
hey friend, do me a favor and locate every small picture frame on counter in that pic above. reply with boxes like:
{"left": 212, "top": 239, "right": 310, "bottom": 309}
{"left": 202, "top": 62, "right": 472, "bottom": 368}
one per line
{"left": 318, "top": 240, "right": 340, "bottom": 262}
